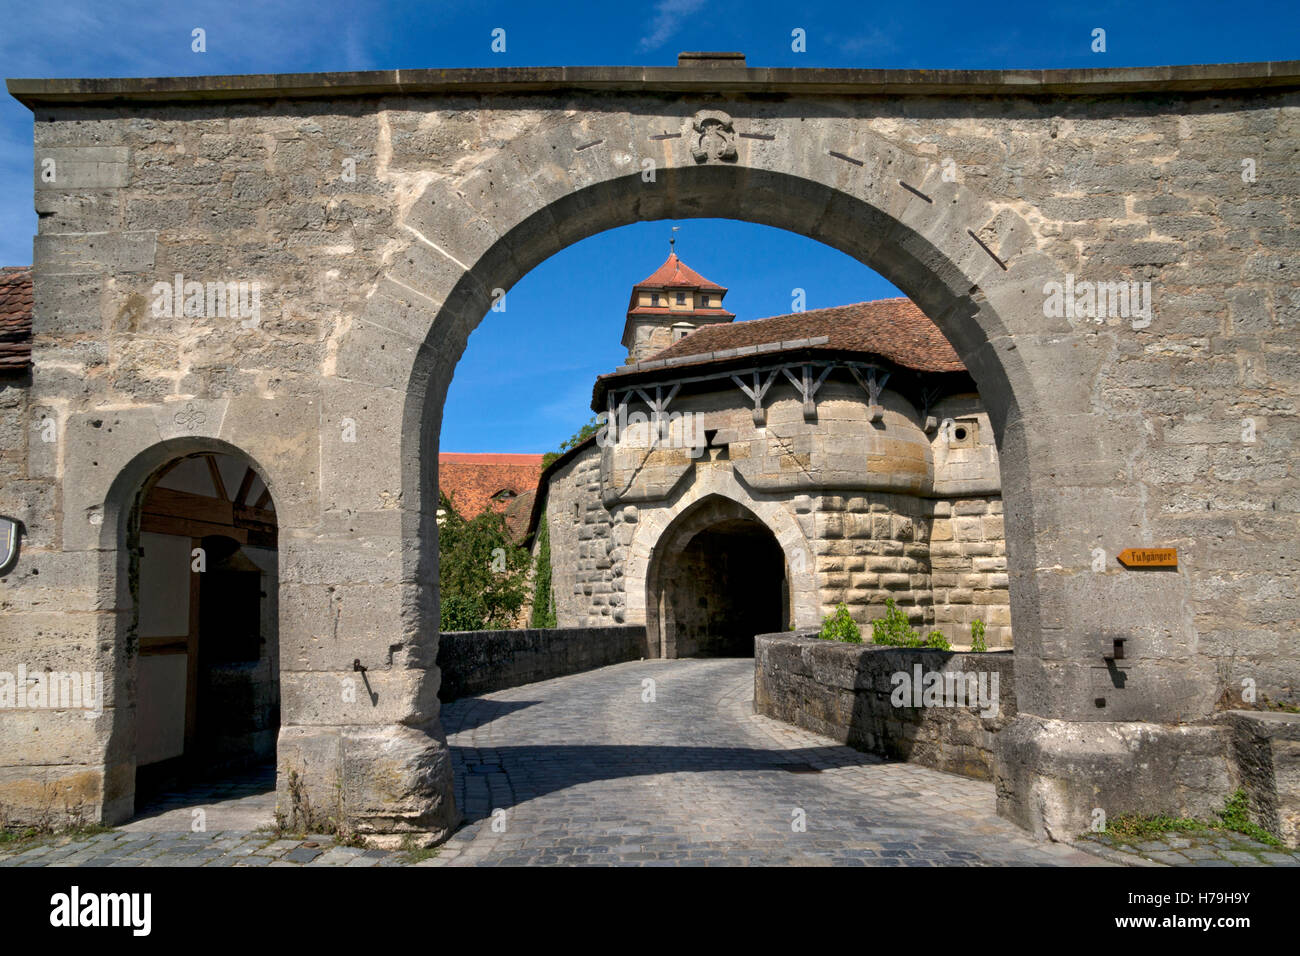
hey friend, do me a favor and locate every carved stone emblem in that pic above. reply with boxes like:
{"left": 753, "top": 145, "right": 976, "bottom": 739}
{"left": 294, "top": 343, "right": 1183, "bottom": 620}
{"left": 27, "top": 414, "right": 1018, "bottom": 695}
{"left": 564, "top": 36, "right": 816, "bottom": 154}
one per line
{"left": 690, "top": 110, "right": 737, "bottom": 163}
{"left": 173, "top": 402, "right": 207, "bottom": 430}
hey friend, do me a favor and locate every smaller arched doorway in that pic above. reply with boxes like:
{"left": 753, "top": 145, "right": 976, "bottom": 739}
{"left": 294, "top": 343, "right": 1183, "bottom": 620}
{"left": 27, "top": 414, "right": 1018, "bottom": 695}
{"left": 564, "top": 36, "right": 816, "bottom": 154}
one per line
{"left": 646, "top": 498, "right": 790, "bottom": 658}
{"left": 132, "top": 452, "right": 279, "bottom": 796}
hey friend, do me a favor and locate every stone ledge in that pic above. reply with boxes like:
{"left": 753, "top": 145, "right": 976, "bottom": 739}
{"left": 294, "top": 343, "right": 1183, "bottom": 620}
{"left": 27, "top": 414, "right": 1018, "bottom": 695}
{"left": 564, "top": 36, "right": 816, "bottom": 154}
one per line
{"left": 9, "top": 60, "right": 1300, "bottom": 106}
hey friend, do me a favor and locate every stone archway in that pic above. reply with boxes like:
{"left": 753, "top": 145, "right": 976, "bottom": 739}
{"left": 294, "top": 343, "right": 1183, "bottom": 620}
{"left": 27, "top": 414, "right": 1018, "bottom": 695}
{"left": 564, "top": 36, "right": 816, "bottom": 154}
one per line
{"left": 131, "top": 451, "right": 279, "bottom": 799}
{"left": 645, "top": 495, "right": 790, "bottom": 659}
{"left": 623, "top": 463, "right": 822, "bottom": 640}
{"left": 367, "top": 152, "right": 1041, "bottom": 841}
{"left": 14, "top": 63, "right": 1292, "bottom": 843}
{"left": 95, "top": 439, "right": 283, "bottom": 823}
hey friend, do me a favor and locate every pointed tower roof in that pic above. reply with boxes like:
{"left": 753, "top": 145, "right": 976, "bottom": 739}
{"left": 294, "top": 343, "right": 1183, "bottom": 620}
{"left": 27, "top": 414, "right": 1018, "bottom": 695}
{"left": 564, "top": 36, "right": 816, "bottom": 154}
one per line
{"left": 633, "top": 252, "right": 726, "bottom": 292}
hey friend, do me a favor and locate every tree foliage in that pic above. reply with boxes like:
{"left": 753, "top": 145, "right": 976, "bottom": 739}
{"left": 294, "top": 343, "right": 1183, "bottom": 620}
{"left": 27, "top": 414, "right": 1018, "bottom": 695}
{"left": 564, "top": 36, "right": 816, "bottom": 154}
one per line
{"left": 529, "top": 512, "right": 557, "bottom": 629}
{"left": 437, "top": 491, "right": 531, "bottom": 631}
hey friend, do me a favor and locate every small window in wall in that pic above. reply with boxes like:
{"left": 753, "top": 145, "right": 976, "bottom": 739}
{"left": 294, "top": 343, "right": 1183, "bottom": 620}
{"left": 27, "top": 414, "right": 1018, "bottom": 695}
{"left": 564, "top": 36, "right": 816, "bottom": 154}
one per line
{"left": 672, "top": 324, "right": 693, "bottom": 342}
{"left": 675, "top": 292, "right": 686, "bottom": 305}
{"left": 948, "top": 418, "right": 978, "bottom": 448}
{"left": 650, "top": 292, "right": 660, "bottom": 307}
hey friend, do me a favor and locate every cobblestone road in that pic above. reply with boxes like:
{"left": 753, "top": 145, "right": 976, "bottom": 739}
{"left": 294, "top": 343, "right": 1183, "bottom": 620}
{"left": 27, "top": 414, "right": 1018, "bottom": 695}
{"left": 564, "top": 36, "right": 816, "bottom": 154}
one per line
{"left": 432, "top": 658, "right": 1105, "bottom": 866}
{"left": 2, "top": 659, "right": 1125, "bottom": 867}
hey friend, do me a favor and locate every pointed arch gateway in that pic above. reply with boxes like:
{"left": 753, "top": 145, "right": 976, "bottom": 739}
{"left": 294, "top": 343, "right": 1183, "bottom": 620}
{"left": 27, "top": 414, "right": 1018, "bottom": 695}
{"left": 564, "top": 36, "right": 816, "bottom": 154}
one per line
{"left": 644, "top": 495, "right": 798, "bottom": 659}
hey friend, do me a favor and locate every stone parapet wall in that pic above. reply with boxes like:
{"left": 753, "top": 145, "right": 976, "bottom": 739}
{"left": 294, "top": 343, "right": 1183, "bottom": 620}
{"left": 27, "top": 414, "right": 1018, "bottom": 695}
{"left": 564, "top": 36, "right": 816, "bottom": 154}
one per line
{"left": 753, "top": 632, "right": 1017, "bottom": 780}
{"left": 436, "top": 625, "right": 646, "bottom": 701}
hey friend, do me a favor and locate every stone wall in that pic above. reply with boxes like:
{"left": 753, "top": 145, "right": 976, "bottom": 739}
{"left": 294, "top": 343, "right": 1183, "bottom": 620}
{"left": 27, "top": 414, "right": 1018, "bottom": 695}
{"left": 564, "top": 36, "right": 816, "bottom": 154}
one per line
{"left": 436, "top": 625, "right": 645, "bottom": 701}
{"left": 758, "top": 634, "right": 1299, "bottom": 847}
{"left": 3, "top": 60, "right": 1296, "bottom": 841}
{"left": 926, "top": 497, "right": 1011, "bottom": 647}
{"left": 753, "top": 632, "right": 1017, "bottom": 779}
{"left": 1222, "top": 709, "right": 1300, "bottom": 848}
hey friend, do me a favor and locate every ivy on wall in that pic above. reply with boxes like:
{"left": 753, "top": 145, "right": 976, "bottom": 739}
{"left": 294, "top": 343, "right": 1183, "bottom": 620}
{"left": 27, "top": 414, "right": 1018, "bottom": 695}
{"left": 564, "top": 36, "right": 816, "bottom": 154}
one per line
{"left": 529, "top": 512, "right": 557, "bottom": 629}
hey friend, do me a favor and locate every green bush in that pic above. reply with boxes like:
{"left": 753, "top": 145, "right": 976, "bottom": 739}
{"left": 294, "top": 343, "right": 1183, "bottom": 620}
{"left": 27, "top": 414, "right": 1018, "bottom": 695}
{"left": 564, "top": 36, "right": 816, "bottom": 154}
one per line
{"left": 970, "top": 618, "right": 987, "bottom": 652}
{"left": 924, "top": 631, "right": 951, "bottom": 650}
{"left": 870, "top": 598, "right": 921, "bottom": 647}
{"left": 438, "top": 491, "right": 530, "bottom": 630}
{"left": 818, "top": 603, "right": 862, "bottom": 643}
{"left": 440, "top": 592, "right": 487, "bottom": 632}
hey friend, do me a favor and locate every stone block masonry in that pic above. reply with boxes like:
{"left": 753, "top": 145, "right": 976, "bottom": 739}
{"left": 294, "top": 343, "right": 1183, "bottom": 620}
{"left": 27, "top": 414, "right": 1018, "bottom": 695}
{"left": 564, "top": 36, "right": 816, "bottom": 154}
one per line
{"left": 2, "top": 59, "right": 1296, "bottom": 844}
{"left": 754, "top": 632, "right": 1016, "bottom": 780}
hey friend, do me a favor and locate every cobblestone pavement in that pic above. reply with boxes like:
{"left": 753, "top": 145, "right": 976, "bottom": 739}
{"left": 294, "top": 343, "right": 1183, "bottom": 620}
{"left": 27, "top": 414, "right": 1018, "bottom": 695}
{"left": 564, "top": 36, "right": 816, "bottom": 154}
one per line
{"left": 430, "top": 658, "right": 1106, "bottom": 866}
{"left": 0, "top": 658, "right": 1185, "bottom": 867}
{"left": 1076, "top": 831, "right": 1300, "bottom": 867}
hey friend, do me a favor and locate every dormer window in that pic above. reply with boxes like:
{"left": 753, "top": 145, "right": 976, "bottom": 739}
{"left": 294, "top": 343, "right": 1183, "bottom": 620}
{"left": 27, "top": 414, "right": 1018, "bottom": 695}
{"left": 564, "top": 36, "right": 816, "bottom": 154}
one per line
{"left": 491, "top": 489, "right": 518, "bottom": 502}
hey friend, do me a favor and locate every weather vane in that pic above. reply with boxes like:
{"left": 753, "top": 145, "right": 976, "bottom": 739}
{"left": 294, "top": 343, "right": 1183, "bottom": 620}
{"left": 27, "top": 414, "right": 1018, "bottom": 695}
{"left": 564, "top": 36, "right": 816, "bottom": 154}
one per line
{"left": 670, "top": 225, "right": 680, "bottom": 252}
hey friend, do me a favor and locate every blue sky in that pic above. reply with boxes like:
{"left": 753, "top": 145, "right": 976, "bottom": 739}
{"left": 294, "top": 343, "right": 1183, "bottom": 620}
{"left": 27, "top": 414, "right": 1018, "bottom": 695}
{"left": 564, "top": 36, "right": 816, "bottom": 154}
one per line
{"left": 1, "top": 0, "right": 1296, "bottom": 450}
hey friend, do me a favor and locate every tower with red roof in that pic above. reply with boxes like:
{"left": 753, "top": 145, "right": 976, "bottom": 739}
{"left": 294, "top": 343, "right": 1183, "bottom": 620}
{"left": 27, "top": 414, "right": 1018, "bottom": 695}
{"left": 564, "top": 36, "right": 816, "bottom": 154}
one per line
{"left": 620, "top": 249, "right": 735, "bottom": 363}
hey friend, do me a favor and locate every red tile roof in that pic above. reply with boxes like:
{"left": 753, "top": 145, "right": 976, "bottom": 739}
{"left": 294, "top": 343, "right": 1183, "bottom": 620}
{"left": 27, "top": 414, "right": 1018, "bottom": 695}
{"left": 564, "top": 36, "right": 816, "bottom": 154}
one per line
{"left": 502, "top": 487, "right": 536, "bottom": 542}
{"left": 438, "top": 453, "right": 545, "bottom": 523}
{"left": 598, "top": 297, "right": 963, "bottom": 397}
{"left": 0, "top": 267, "right": 33, "bottom": 374}
{"left": 633, "top": 252, "right": 726, "bottom": 292}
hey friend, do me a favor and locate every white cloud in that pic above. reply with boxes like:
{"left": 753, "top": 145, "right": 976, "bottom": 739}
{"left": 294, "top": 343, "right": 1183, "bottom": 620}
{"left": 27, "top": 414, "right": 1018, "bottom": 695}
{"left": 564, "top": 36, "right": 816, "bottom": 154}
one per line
{"left": 638, "top": 0, "right": 706, "bottom": 52}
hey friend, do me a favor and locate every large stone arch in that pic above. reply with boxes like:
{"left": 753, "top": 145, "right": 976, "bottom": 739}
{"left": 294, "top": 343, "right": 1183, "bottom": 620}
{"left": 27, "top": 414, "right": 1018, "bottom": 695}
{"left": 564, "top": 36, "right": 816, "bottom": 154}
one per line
{"left": 337, "top": 122, "right": 1071, "bottom": 842}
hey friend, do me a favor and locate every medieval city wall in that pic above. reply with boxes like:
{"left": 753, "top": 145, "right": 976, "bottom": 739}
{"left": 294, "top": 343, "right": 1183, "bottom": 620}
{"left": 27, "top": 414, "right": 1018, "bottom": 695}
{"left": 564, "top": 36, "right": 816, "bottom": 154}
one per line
{"left": 2, "top": 62, "right": 1295, "bottom": 839}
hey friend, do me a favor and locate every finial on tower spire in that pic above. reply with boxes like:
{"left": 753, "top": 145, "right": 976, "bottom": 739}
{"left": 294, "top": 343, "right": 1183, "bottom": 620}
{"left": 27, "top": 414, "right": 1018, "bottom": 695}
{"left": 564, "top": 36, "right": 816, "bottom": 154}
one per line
{"left": 670, "top": 225, "right": 679, "bottom": 253}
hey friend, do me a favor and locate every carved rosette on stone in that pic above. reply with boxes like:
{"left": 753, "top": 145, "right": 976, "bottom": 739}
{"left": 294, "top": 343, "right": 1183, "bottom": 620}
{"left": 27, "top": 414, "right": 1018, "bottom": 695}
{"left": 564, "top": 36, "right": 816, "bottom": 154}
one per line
{"left": 689, "top": 110, "right": 738, "bottom": 163}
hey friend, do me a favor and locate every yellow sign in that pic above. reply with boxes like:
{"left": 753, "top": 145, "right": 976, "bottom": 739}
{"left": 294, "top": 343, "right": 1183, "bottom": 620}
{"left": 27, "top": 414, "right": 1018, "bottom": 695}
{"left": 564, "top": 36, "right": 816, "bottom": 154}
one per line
{"left": 1117, "top": 548, "right": 1178, "bottom": 568}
